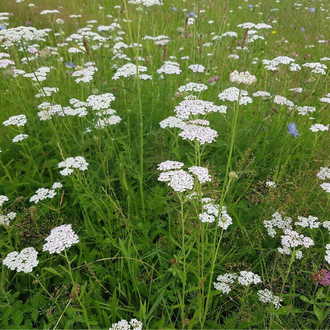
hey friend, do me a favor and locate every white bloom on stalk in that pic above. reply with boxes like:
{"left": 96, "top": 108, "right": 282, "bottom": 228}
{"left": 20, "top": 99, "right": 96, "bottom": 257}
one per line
{"left": 43, "top": 224, "right": 79, "bottom": 254}
{"left": 3, "top": 114, "right": 27, "bottom": 127}
{"left": 188, "top": 166, "right": 211, "bottom": 183}
{"left": 229, "top": 70, "right": 257, "bottom": 86}
{"left": 237, "top": 271, "right": 262, "bottom": 286}
{"left": 317, "top": 167, "right": 330, "bottom": 181}
{"left": 320, "top": 182, "right": 330, "bottom": 193}
{"left": 58, "top": 156, "right": 89, "bottom": 176}
{"left": 218, "top": 87, "right": 253, "bottom": 105}
{"left": 157, "top": 160, "right": 184, "bottom": 171}
{"left": 257, "top": 289, "right": 282, "bottom": 309}
{"left": 3, "top": 247, "right": 39, "bottom": 273}
{"left": 12, "top": 134, "right": 28, "bottom": 143}
{"left": 29, "top": 188, "right": 56, "bottom": 204}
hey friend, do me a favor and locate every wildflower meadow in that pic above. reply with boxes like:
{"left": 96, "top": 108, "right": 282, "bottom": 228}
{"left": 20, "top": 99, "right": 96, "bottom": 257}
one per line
{"left": 0, "top": 0, "right": 330, "bottom": 328}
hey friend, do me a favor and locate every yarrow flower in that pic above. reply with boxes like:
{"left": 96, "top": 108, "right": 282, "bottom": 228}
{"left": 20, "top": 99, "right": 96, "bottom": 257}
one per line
{"left": 3, "top": 247, "right": 39, "bottom": 273}
{"left": 257, "top": 289, "right": 282, "bottom": 309}
{"left": 0, "top": 211, "right": 16, "bottom": 226}
{"left": 317, "top": 167, "right": 330, "bottom": 181}
{"left": 3, "top": 114, "right": 27, "bottom": 127}
{"left": 218, "top": 87, "right": 253, "bottom": 105}
{"left": 109, "top": 318, "right": 143, "bottom": 330}
{"left": 43, "top": 224, "right": 79, "bottom": 254}
{"left": 12, "top": 134, "right": 28, "bottom": 143}
{"left": 229, "top": 70, "right": 257, "bottom": 85}
{"left": 0, "top": 195, "right": 9, "bottom": 207}
{"left": 58, "top": 156, "right": 89, "bottom": 176}
{"left": 29, "top": 188, "right": 56, "bottom": 204}
{"left": 266, "top": 181, "right": 276, "bottom": 188}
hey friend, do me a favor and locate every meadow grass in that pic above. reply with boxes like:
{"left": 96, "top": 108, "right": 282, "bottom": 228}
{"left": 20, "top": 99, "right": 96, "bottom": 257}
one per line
{"left": 0, "top": 0, "right": 329, "bottom": 329}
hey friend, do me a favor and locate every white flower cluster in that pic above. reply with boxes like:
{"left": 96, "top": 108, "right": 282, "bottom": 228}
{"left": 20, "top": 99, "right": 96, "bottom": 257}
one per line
{"left": 273, "top": 95, "right": 294, "bottom": 108}
{"left": 213, "top": 271, "right": 261, "bottom": 293}
{"left": 0, "top": 195, "right": 9, "bottom": 207}
{"left": 188, "top": 166, "right": 211, "bottom": 183}
{"left": 157, "top": 160, "right": 184, "bottom": 171}
{"left": 325, "top": 244, "right": 330, "bottom": 264}
{"left": 310, "top": 124, "right": 329, "bottom": 133}
{"left": 229, "top": 70, "right": 257, "bottom": 86}
{"left": 3, "top": 114, "right": 27, "bottom": 127}
{"left": 158, "top": 170, "right": 194, "bottom": 192}
{"left": 30, "top": 188, "right": 56, "bottom": 204}
{"left": 179, "top": 124, "right": 218, "bottom": 145}
{"left": 213, "top": 273, "right": 237, "bottom": 294}
{"left": 218, "top": 87, "right": 253, "bottom": 105}
{"left": 109, "top": 318, "right": 143, "bottom": 330}
{"left": 281, "top": 229, "right": 314, "bottom": 248}
{"left": 87, "top": 93, "right": 116, "bottom": 110}
{"left": 238, "top": 271, "right": 262, "bottom": 286}
{"left": 35, "top": 87, "right": 59, "bottom": 98}
{"left": 58, "top": 156, "right": 89, "bottom": 176}
{"left": 29, "top": 183, "right": 62, "bottom": 204}
{"left": 12, "top": 134, "right": 28, "bottom": 143}
{"left": 317, "top": 167, "right": 330, "bottom": 181}
{"left": 320, "top": 183, "right": 330, "bottom": 193}
{"left": 23, "top": 66, "right": 51, "bottom": 82}
{"left": 188, "top": 64, "right": 205, "bottom": 73}
{"left": 257, "top": 289, "right": 282, "bottom": 309}
{"left": 296, "top": 106, "right": 316, "bottom": 116}
{"left": 199, "top": 200, "right": 232, "bottom": 229}
{"left": 3, "top": 247, "right": 39, "bottom": 273}
{"left": 159, "top": 116, "right": 186, "bottom": 129}
{"left": 252, "top": 91, "right": 272, "bottom": 99}
{"left": 72, "top": 64, "right": 98, "bottom": 84}
{"left": 295, "top": 216, "right": 320, "bottom": 229}
{"left": 266, "top": 181, "right": 276, "bottom": 188}
{"left": 128, "top": 0, "right": 162, "bottom": 6}
{"left": 43, "top": 224, "right": 79, "bottom": 254}
{"left": 0, "top": 26, "right": 48, "bottom": 47}
{"left": 302, "top": 62, "right": 327, "bottom": 75}
{"left": 157, "top": 162, "right": 211, "bottom": 193}
{"left": 263, "top": 212, "right": 292, "bottom": 237}
{"left": 174, "top": 99, "right": 226, "bottom": 119}
{"left": 178, "top": 82, "right": 208, "bottom": 93}
{"left": 157, "top": 61, "right": 181, "bottom": 75}
{"left": 112, "top": 63, "right": 148, "bottom": 80}
{"left": 0, "top": 211, "right": 16, "bottom": 226}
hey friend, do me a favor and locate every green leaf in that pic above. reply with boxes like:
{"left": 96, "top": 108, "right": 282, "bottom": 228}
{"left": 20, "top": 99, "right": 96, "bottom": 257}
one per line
{"left": 12, "top": 310, "right": 23, "bottom": 326}
{"left": 313, "top": 305, "right": 323, "bottom": 322}
{"left": 31, "top": 309, "right": 38, "bottom": 322}
{"left": 44, "top": 267, "right": 64, "bottom": 278}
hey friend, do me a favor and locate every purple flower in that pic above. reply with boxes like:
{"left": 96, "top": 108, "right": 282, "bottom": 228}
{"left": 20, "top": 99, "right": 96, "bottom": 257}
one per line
{"left": 209, "top": 76, "right": 219, "bottom": 84}
{"left": 312, "top": 270, "right": 330, "bottom": 286}
{"left": 26, "top": 21, "right": 31, "bottom": 26}
{"left": 287, "top": 123, "right": 299, "bottom": 138}
{"left": 65, "top": 62, "right": 76, "bottom": 69}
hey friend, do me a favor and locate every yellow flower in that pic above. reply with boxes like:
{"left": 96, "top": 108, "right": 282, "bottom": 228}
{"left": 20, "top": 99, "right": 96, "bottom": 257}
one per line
{"left": 272, "top": 31, "right": 277, "bottom": 34}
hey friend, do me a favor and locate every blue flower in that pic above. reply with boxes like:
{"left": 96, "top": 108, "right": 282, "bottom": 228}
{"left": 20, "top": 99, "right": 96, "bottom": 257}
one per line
{"left": 287, "top": 123, "right": 299, "bottom": 138}
{"left": 0, "top": 24, "right": 6, "bottom": 30}
{"left": 65, "top": 62, "right": 76, "bottom": 69}
{"left": 301, "top": 27, "right": 305, "bottom": 32}
{"left": 172, "top": 6, "right": 177, "bottom": 11}
{"left": 310, "top": 7, "right": 315, "bottom": 13}
{"left": 190, "top": 11, "right": 194, "bottom": 16}
{"left": 248, "top": 4, "right": 253, "bottom": 8}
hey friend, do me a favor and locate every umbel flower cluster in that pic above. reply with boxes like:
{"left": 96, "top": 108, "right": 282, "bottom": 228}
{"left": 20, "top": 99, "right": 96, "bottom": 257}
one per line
{"left": 160, "top": 96, "right": 226, "bottom": 145}
{"left": 157, "top": 161, "right": 211, "bottom": 192}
